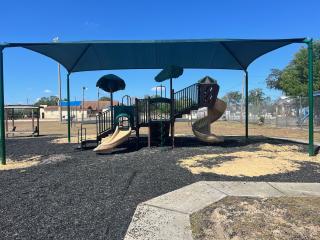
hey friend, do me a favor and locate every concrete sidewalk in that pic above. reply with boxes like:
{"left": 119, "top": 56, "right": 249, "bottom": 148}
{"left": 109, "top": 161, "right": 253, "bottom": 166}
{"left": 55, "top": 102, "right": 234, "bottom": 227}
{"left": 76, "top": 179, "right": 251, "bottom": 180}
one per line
{"left": 124, "top": 181, "right": 320, "bottom": 240}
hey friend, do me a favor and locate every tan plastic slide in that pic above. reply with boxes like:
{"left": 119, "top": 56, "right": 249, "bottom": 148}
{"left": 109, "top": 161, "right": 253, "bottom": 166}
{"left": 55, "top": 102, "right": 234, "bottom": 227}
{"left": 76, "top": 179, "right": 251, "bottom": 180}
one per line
{"left": 93, "top": 126, "right": 132, "bottom": 153}
{"left": 192, "top": 98, "right": 227, "bottom": 143}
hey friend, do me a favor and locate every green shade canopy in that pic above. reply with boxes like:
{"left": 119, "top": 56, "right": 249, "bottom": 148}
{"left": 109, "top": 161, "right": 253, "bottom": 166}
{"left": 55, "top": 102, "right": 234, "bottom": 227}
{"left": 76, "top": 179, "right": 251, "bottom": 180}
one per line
{"left": 96, "top": 74, "right": 126, "bottom": 93}
{"left": 3, "top": 38, "right": 305, "bottom": 73}
{"left": 155, "top": 65, "right": 184, "bottom": 82}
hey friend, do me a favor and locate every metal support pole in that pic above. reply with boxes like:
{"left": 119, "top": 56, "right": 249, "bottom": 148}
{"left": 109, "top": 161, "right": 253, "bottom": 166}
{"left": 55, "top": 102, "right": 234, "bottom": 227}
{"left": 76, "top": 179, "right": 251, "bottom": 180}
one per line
{"left": 31, "top": 109, "right": 34, "bottom": 136}
{"left": 67, "top": 73, "right": 71, "bottom": 143}
{"left": 110, "top": 91, "right": 114, "bottom": 130}
{"left": 37, "top": 108, "right": 40, "bottom": 136}
{"left": 58, "top": 63, "right": 62, "bottom": 122}
{"left": 0, "top": 48, "right": 6, "bottom": 165}
{"left": 97, "top": 87, "right": 100, "bottom": 112}
{"left": 5, "top": 109, "right": 8, "bottom": 137}
{"left": 82, "top": 86, "right": 85, "bottom": 123}
{"left": 307, "top": 39, "right": 314, "bottom": 156}
{"left": 170, "top": 78, "right": 174, "bottom": 147}
{"left": 245, "top": 70, "right": 249, "bottom": 139}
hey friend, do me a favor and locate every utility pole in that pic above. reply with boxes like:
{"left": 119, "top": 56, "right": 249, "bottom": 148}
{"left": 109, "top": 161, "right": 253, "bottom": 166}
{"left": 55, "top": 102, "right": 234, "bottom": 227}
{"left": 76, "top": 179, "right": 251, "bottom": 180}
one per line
{"left": 82, "top": 87, "right": 87, "bottom": 123}
{"left": 53, "top": 37, "right": 62, "bottom": 122}
{"left": 58, "top": 62, "right": 62, "bottom": 122}
{"left": 97, "top": 87, "right": 100, "bottom": 112}
{"left": 240, "top": 74, "right": 245, "bottom": 123}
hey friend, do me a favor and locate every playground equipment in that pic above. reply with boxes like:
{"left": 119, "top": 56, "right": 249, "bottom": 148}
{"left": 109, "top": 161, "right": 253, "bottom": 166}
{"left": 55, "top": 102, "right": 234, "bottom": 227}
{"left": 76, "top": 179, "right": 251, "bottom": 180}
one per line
{"left": 1, "top": 38, "right": 316, "bottom": 165}
{"left": 5, "top": 105, "right": 40, "bottom": 137}
{"left": 91, "top": 72, "right": 226, "bottom": 153}
{"left": 192, "top": 98, "right": 226, "bottom": 143}
{"left": 94, "top": 113, "right": 132, "bottom": 153}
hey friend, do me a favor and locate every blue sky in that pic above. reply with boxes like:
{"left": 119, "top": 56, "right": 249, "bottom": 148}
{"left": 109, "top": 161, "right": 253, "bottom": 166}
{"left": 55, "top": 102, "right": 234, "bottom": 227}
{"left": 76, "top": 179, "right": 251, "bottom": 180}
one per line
{"left": 1, "top": 0, "right": 319, "bottom": 104}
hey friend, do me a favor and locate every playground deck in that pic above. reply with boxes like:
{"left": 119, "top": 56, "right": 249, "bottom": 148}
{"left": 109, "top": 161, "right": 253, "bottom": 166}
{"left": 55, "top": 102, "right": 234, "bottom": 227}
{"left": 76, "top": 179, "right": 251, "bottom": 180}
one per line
{"left": 1, "top": 135, "right": 319, "bottom": 240}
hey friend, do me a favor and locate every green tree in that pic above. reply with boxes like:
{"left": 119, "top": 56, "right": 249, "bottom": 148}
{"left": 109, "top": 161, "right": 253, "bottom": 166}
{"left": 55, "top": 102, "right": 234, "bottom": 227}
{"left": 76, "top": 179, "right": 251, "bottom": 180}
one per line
{"left": 99, "top": 96, "right": 111, "bottom": 101}
{"left": 248, "top": 88, "right": 265, "bottom": 105}
{"left": 266, "top": 41, "right": 320, "bottom": 96}
{"left": 223, "top": 91, "right": 242, "bottom": 104}
{"left": 248, "top": 88, "right": 268, "bottom": 116}
{"left": 34, "top": 96, "right": 59, "bottom": 106}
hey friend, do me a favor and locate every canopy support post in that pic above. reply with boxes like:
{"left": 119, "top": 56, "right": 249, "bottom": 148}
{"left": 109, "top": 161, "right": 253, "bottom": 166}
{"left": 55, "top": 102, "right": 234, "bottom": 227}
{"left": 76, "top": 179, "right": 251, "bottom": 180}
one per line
{"left": 110, "top": 91, "right": 114, "bottom": 130}
{"left": 245, "top": 70, "right": 249, "bottom": 140}
{"left": 170, "top": 78, "right": 174, "bottom": 148}
{"left": 0, "top": 47, "right": 6, "bottom": 165}
{"left": 67, "top": 73, "right": 71, "bottom": 143}
{"left": 306, "top": 39, "right": 314, "bottom": 156}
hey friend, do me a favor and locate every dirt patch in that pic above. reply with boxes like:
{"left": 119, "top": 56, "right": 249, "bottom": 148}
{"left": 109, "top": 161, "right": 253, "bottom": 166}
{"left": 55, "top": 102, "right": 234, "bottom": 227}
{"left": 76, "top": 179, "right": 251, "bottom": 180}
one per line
{"left": 0, "top": 154, "right": 71, "bottom": 171}
{"left": 178, "top": 143, "right": 320, "bottom": 177}
{"left": 0, "top": 155, "right": 42, "bottom": 171}
{"left": 191, "top": 196, "right": 320, "bottom": 240}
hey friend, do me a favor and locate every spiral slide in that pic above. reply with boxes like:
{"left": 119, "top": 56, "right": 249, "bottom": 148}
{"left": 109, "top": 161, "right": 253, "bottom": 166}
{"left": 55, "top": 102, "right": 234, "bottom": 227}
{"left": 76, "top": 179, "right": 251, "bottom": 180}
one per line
{"left": 93, "top": 126, "right": 132, "bottom": 153}
{"left": 192, "top": 98, "right": 227, "bottom": 143}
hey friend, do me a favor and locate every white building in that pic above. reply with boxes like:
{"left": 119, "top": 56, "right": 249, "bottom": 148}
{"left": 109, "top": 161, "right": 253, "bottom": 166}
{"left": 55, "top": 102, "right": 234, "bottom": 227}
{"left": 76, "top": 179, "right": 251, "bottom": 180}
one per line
{"left": 40, "top": 100, "right": 116, "bottom": 120}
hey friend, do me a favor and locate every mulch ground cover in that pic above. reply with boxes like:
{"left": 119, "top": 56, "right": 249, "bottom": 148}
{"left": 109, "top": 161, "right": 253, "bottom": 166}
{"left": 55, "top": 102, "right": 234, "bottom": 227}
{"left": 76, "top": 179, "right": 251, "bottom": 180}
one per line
{"left": 1, "top": 136, "right": 319, "bottom": 239}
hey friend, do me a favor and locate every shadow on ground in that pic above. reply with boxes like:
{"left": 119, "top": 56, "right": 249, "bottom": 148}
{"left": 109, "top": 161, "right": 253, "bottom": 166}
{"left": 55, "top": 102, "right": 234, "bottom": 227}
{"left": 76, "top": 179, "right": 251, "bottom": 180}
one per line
{"left": 0, "top": 135, "right": 319, "bottom": 240}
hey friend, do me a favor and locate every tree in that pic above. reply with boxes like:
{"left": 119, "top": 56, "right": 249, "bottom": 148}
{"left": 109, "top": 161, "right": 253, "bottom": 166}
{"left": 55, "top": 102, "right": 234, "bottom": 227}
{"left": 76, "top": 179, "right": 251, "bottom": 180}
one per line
{"left": 223, "top": 91, "right": 242, "bottom": 104}
{"left": 34, "top": 96, "right": 59, "bottom": 106}
{"left": 99, "top": 96, "right": 111, "bottom": 101}
{"left": 248, "top": 88, "right": 265, "bottom": 105}
{"left": 248, "top": 88, "right": 269, "bottom": 116}
{"left": 266, "top": 41, "right": 320, "bottom": 97}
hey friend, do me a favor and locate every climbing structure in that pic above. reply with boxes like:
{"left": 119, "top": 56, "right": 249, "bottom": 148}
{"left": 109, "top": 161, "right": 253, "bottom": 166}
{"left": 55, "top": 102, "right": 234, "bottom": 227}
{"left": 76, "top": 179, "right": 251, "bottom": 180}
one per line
{"left": 94, "top": 76, "right": 226, "bottom": 151}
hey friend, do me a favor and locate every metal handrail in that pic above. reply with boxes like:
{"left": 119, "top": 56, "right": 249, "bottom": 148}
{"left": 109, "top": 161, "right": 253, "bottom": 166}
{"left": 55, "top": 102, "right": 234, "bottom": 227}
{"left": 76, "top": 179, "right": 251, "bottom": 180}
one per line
{"left": 174, "top": 83, "right": 199, "bottom": 116}
{"left": 96, "top": 109, "right": 112, "bottom": 137}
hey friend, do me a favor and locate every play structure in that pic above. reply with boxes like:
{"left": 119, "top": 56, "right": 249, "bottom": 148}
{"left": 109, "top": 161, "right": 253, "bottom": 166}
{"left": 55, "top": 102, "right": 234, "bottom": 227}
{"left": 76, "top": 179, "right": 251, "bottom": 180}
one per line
{"left": 89, "top": 70, "right": 227, "bottom": 153}
{"left": 0, "top": 38, "right": 316, "bottom": 164}
{"left": 5, "top": 105, "right": 40, "bottom": 137}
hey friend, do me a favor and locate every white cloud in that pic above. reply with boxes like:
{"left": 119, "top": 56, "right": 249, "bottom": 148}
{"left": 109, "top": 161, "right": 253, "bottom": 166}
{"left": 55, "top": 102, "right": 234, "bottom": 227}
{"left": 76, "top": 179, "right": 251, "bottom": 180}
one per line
{"left": 44, "top": 89, "right": 52, "bottom": 93}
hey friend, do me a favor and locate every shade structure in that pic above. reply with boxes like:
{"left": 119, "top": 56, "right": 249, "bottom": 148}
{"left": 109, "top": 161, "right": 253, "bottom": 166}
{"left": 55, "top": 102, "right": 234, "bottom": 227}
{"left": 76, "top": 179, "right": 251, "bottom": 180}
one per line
{"left": 155, "top": 65, "right": 184, "bottom": 82}
{"left": 96, "top": 74, "right": 126, "bottom": 93}
{"left": 0, "top": 37, "right": 315, "bottom": 166}
{"left": 3, "top": 38, "right": 305, "bottom": 73}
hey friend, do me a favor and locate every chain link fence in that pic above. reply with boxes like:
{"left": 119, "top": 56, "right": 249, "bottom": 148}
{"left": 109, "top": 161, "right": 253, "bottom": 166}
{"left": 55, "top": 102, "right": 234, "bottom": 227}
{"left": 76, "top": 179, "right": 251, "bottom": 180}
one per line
{"left": 224, "top": 95, "right": 320, "bottom": 130}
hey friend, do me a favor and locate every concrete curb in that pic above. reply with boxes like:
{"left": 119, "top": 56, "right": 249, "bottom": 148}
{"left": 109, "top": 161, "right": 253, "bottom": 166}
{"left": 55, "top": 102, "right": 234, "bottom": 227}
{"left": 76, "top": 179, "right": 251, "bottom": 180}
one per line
{"left": 124, "top": 181, "right": 320, "bottom": 240}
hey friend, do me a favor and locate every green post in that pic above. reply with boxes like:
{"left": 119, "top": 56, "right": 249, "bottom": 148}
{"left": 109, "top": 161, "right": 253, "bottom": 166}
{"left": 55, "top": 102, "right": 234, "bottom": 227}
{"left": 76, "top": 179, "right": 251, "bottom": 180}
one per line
{"left": 0, "top": 47, "right": 6, "bottom": 165}
{"left": 110, "top": 91, "right": 114, "bottom": 130}
{"left": 307, "top": 39, "right": 314, "bottom": 156}
{"left": 245, "top": 70, "right": 249, "bottom": 139}
{"left": 170, "top": 78, "right": 175, "bottom": 147}
{"left": 67, "top": 73, "right": 71, "bottom": 143}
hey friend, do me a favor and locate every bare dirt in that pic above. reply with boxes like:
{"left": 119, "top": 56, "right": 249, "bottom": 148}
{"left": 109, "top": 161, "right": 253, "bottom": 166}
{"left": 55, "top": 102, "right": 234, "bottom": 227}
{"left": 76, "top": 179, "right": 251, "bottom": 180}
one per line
{"left": 191, "top": 196, "right": 320, "bottom": 240}
{"left": 6, "top": 120, "right": 320, "bottom": 143}
{"left": 178, "top": 143, "right": 320, "bottom": 177}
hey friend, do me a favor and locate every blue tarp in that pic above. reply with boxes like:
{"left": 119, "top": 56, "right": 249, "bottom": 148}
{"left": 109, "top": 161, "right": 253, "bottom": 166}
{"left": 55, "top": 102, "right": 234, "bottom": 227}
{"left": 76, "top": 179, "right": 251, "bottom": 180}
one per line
{"left": 59, "top": 101, "right": 81, "bottom": 107}
{"left": 3, "top": 38, "right": 306, "bottom": 73}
